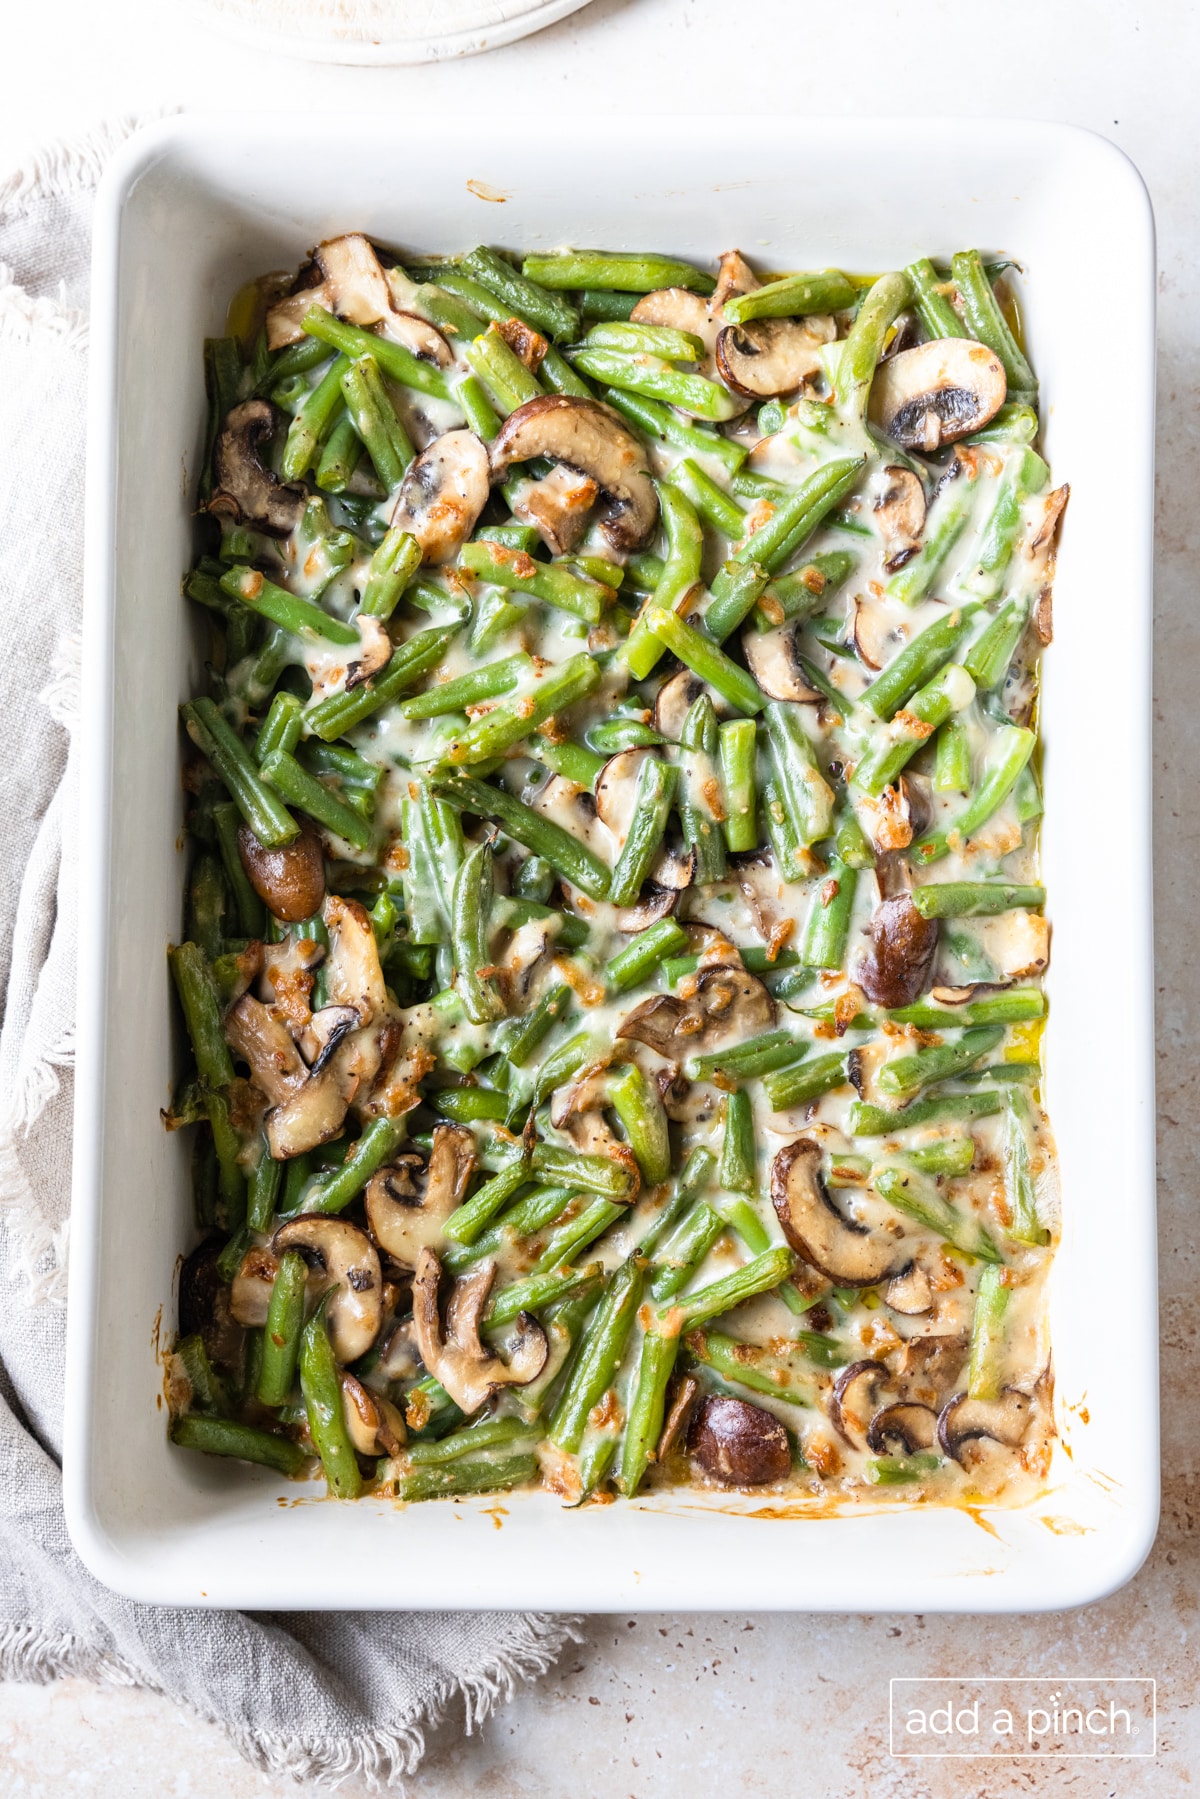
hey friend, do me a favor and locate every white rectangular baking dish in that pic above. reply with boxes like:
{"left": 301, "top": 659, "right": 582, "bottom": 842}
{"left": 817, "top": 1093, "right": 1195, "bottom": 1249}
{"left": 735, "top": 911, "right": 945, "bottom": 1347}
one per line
{"left": 65, "top": 114, "right": 1157, "bottom": 1611}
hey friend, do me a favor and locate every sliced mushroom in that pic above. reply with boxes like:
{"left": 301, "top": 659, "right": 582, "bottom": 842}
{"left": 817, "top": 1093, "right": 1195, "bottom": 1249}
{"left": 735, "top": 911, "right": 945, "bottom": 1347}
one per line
{"left": 224, "top": 993, "right": 309, "bottom": 1106}
{"left": 653, "top": 669, "right": 730, "bottom": 743}
{"left": 495, "top": 315, "right": 549, "bottom": 373}
{"left": 511, "top": 462, "right": 599, "bottom": 557}
{"left": 411, "top": 1248, "right": 548, "bottom": 1415}
{"left": 884, "top": 1263, "right": 933, "bottom": 1316}
{"left": 324, "top": 895, "right": 388, "bottom": 1027}
{"left": 264, "top": 1036, "right": 363, "bottom": 1160}
{"left": 489, "top": 395, "right": 658, "bottom": 554}
{"left": 849, "top": 598, "right": 893, "bottom": 671}
{"left": 771, "top": 1138, "right": 909, "bottom": 1286}
{"left": 595, "top": 748, "right": 650, "bottom": 851}
{"left": 867, "top": 1401, "right": 938, "bottom": 1455}
{"left": 614, "top": 884, "right": 679, "bottom": 934}
{"left": 870, "top": 340, "right": 1007, "bottom": 452}
{"left": 229, "top": 1245, "right": 281, "bottom": 1327}
{"left": 651, "top": 845, "right": 696, "bottom": 891}
{"left": 259, "top": 934, "right": 324, "bottom": 1029}
{"left": 988, "top": 909, "right": 1050, "bottom": 981}
{"left": 689, "top": 1393, "right": 792, "bottom": 1486}
{"left": 237, "top": 824, "right": 326, "bottom": 924}
{"left": 855, "top": 894, "right": 939, "bottom": 1009}
{"left": 265, "top": 277, "right": 334, "bottom": 350}
{"left": 742, "top": 625, "right": 823, "bottom": 702}
{"left": 340, "top": 1370, "right": 407, "bottom": 1456}
{"left": 300, "top": 1003, "right": 362, "bottom": 1074}
{"left": 710, "top": 250, "right": 759, "bottom": 313}
{"left": 365, "top": 1125, "right": 476, "bottom": 1271}
{"left": 266, "top": 234, "right": 452, "bottom": 367}
{"left": 874, "top": 465, "right": 927, "bottom": 571}
{"left": 272, "top": 1215, "right": 382, "bottom": 1364}
{"left": 617, "top": 963, "right": 775, "bottom": 1058}
{"left": 345, "top": 615, "right": 392, "bottom": 691}
{"left": 631, "top": 288, "right": 719, "bottom": 379}
{"left": 208, "top": 400, "right": 306, "bottom": 539}
{"left": 498, "top": 916, "right": 554, "bottom": 999}
{"left": 937, "top": 1388, "right": 1032, "bottom": 1462}
{"left": 830, "top": 1359, "right": 891, "bottom": 1449}
{"left": 178, "top": 1239, "right": 243, "bottom": 1374}
{"left": 716, "top": 317, "right": 831, "bottom": 399}
{"left": 657, "top": 1372, "right": 702, "bottom": 1465}
{"left": 391, "top": 430, "right": 490, "bottom": 562}
{"left": 655, "top": 1065, "right": 719, "bottom": 1126}
{"left": 1028, "top": 484, "right": 1070, "bottom": 590}
{"left": 894, "top": 1333, "right": 970, "bottom": 1407}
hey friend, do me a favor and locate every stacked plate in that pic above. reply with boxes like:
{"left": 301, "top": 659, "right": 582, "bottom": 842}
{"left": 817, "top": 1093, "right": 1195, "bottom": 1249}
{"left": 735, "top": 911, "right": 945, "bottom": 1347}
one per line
{"left": 180, "top": 0, "right": 595, "bottom": 64}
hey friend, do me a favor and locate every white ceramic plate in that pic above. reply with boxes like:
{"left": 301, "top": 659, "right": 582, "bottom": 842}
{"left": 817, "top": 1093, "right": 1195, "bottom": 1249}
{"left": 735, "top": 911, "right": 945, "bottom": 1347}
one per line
{"left": 176, "top": 0, "right": 595, "bottom": 66}
{"left": 66, "top": 114, "right": 1158, "bottom": 1611}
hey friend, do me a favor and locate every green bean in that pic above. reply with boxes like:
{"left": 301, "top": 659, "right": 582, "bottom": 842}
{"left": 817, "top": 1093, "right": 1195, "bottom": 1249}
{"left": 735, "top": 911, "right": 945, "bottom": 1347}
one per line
{"left": 702, "top": 560, "right": 771, "bottom": 643}
{"left": 685, "top": 1329, "right": 816, "bottom": 1402}
{"left": 649, "top": 1201, "right": 726, "bottom": 1301}
{"left": 493, "top": 984, "right": 575, "bottom": 1072}
{"left": 834, "top": 800, "right": 876, "bottom": 870}
{"left": 1004, "top": 1087, "right": 1049, "bottom": 1246}
{"left": 404, "top": 658, "right": 533, "bottom": 727}
{"left": 340, "top": 355, "right": 415, "bottom": 489}
{"left": 587, "top": 320, "right": 706, "bottom": 361}
{"left": 305, "top": 622, "right": 463, "bottom": 741}
{"left": 859, "top": 603, "right": 980, "bottom": 720}
{"left": 169, "top": 942, "right": 235, "bottom": 1088}
{"left": 444, "top": 1184, "right": 577, "bottom": 1271}
{"left": 253, "top": 691, "right": 303, "bottom": 764}
{"left": 877, "top": 1025, "right": 1005, "bottom": 1099}
{"left": 580, "top": 289, "right": 639, "bottom": 322}
{"left": 406, "top": 1416, "right": 538, "bottom": 1466}
{"left": 762, "top": 702, "right": 834, "bottom": 844}
{"left": 1014, "top": 763, "right": 1044, "bottom": 825}
{"left": 247, "top": 1143, "right": 283, "bottom": 1233}
{"left": 282, "top": 353, "right": 351, "bottom": 479}
{"left": 608, "top": 755, "right": 679, "bottom": 906}
{"left": 530, "top": 1141, "right": 639, "bottom": 1201}
{"left": 866, "top": 1453, "right": 941, "bottom": 1484}
{"left": 259, "top": 750, "right": 373, "bottom": 851}
{"left": 837, "top": 271, "right": 912, "bottom": 422}
{"left": 723, "top": 268, "right": 857, "bottom": 325}
{"left": 663, "top": 1245, "right": 795, "bottom": 1331}
{"left": 967, "top": 449, "right": 1048, "bottom": 598}
{"left": 913, "top": 725, "right": 1036, "bottom": 864}
{"left": 904, "top": 258, "right": 966, "bottom": 340}
{"left": 393, "top": 1453, "right": 540, "bottom": 1502}
{"left": 359, "top": 526, "right": 422, "bottom": 621}
{"left": 886, "top": 470, "right": 977, "bottom": 606}
{"left": 171, "top": 1412, "right": 307, "bottom": 1476}
{"left": 264, "top": 336, "right": 331, "bottom": 387}
{"left": 464, "top": 325, "right": 543, "bottom": 414}
{"left": 441, "top": 652, "right": 601, "bottom": 766}
{"left": 798, "top": 857, "right": 858, "bottom": 971}
{"left": 760, "top": 766, "right": 804, "bottom": 883}
{"left": 849, "top": 1090, "right": 1004, "bottom": 1136}
{"left": 967, "top": 1264, "right": 1011, "bottom": 1399}
{"left": 765, "top": 1050, "right": 853, "bottom": 1111}
{"left": 183, "top": 698, "right": 300, "bottom": 847}
{"left": 684, "top": 1029, "right": 802, "bottom": 1085}
{"left": 934, "top": 719, "right": 971, "bottom": 793}
{"left": 623, "top": 483, "right": 703, "bottom": 680}
{"left": 185, "top": 852, "right": 228, "bottom": 960}
{"left": 532, "top": 1196, "right": 626, "bottom": 1275}
{"left": 175, "top": 1332, "right": 230, "bottom": 1415}
{"left": 725, "top": 455, "right": 867, "bottom": 579}
{"left": 599, "top": 386, "right": 747, "bottom": 475}
{"left": 549, "top": 1257, "right": 644, "bottom": 1453}
{"left": 718, "top": 718, "right": 758, "bottom": 851}
{"left": 314, "top": 414, "right": 364, "bottom": 493}
{"left": 643, "top": 607, "right": 764, "bottom": 716}
{"left": 963, "top": 596, "right": 1030, "bottom": 690}
{"left": 588, "top": 721, "right": 667, "bottom": 754}
{"left": 951, "top": 250, "right": 1038, "bottom": 402}
{"left": 714, "top": 1195, "right": 770, "bottom": 1256}
{"left": 718, "top": 1088, "right": 756, "bottom": 1194}
{"left": 872, "top": 1164, "right": 1002, "bottom": 1263}
{"left": 301, "top": 1116, "right": 408, "bottom": 1217}
{"left": 910, "top": 881, "right": 1045, "bottom": 920}
{"left": 753, "top": 552, "right": 856, "bottom": 631}
{"left": 852, "top": 663, "right": 976, "bottom": 798}
{"left": 512, "top": 855, "right": 556, "bottom": 904}
{"left": 618, "top": 1326, "right": 680, "bottom": 1495}
{"left": 257, "top": 1250, "right": 309, "bottom": 1407}
{"left": 667, "top": 458, "right": 747, "bottom": 538}
{"left": 299, "top": 1297, "right": 362, "bottom": 1499}
{"left": 431, "top": 773, "right": 610, "bottom": 901}
{"left": 678, "top": 693, "right": 726, "bottom": 883}
{"left": 539, "top": 344, "right": 595, "bottom": 399}
{"left": 302, "top": 306, "right": 453, "bottom": 403}
{"left": 459, "top": 538, "right": 607, "bottom": 624}
{"left": 527, "top": 736, "right": 607, "bottom": 790}
{"left": 433, "top": 1087, "right": 509, "bottom": 1125}
{"left": 219, "top": 565, "right": 360, "bottom": 647}
{"left": 457, "top": 371, "right": 503, "bottom": 438}
{"left": 637, "top": 1146, "right": 718, "bottom": 1259}
{"left": 968, "top": 402, "right": 1039, "bottom": 446}
{"left": 461, "top": 245, "right": 580, "bottom": 341}
{"left": 608, "top": 1064, "right": 672, "bottom": 1186}
{"left": 451, "top": 840, "right": 505, "bottom": 1026}
{"left": 444, "top": 1156, "right": 531, "bottom": 1245}
{"left": 524, "top": 250, "right": 714, "bottom": 295}
{"left": 484, "top": 1260, "right": 604, "bottom": 1329}
{"left": 571, "top": 347, "right": 742, "bottom": 422}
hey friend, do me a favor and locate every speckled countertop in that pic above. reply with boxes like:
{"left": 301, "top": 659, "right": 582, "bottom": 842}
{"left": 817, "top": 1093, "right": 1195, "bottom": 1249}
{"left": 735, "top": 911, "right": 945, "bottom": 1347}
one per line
{"left": 1, "top": 0, "right": 1196, "bottom": 1790}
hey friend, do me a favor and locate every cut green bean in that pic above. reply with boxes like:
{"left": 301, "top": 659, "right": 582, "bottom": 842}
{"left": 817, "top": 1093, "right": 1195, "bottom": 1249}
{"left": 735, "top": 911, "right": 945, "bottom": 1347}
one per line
{"left": 182, "top": 698, "right": 300, "bottom": 847}
{"left": 171, "top": 1412, "right": 308, "bottom": 1477}
{"left": 607, "top": 917, "right": 690, "bottom": 992}
{"left": 618, "top": 1326, "right": 680, "bottom": 1495}
{"left": 951, "top": 250, "right": 1038, "bottom": 403}
{"left": 302, "top": 306, "right": 453, "bottom": 403}
{"left": 459, "top": 538, "right": 608, "bottom": 624}
{"left": 852, "top": 663, "right": 976, "bottom": 797}
{"left": 643, "top": 608, "right": 764, "bottom": 716}
{"left": 608, "top": 1063, "right": 672, "bottom": 1185}
{"left": 762, "top": 702, "right": 834, "bottom": 844}
{"left": 798, "top": 857, "right": 858, "bottom": 971}
{"left": 913, "top": 725, "right": 1036, "bottom": 864}
{"left": 723, "top": 268, "right": 857, "bottom": 325}
{"left": 392, "top": 1453, "right": 540, "bottom": 1503}
{"left": 299, "top": 1298, "right": 363, "bottom": 1499}
{"left": 441, "top": 652, "right": 601, "bottom": 765}
{"left": 877, "top": 1025, "right": 1005, "bottom": 1099}
{"left": 305, "top": 623, "right": 463, "bottom": 741}
{"left": 340, "top": 355, "right": 415, "bottom": 489}
{"left": 849, "top": 1090, "right": 1005, "bottom": 1136}
{"left": 859, "top": 603, "right": 980, "bottom": 721}
{"left": 911, "top": 881, "right": 1045, "bottom": 920}
{"left": 608, "top": 754, "right": 679, "bottom": 907}
{"left": 872, "top": 1164, "right": 1003, "bottom": 1263}
{"left": 431, "top": 773, "right": 610, "bottom": 900}
{"left": 359, "top": 526, "right": 422, "bottom": 621}
{"left": 663, "top": 1245, "right": 795, "bottom": 1331}
{"left": 963, "top": 596, "right": 1030, "bottom": 690}
{"left": 718, "top": 1088, "right": 756, "bottom": 1194}
{"left": 257, "top": 1250, "right": 309, "bottom": 1407}
{"left": 523, "top": 250, "right": 714, "bottom": 295}
{"left": 600, "top": 385, "right": 747, "bottom": 474}
{"left": 1004, "top": 1087, "right": 1049, "bottom": 1246}
{"left": 718, "top": 718, "right": 758, "bottom": 852}
{"left": 904, "top": 257, "right": 966, "bottom": 340}
{"left": 622, "top": 483, "right": 703, "bottom": 680}
{"left": 259, "top": 750, "right": 373, "bottom": 851}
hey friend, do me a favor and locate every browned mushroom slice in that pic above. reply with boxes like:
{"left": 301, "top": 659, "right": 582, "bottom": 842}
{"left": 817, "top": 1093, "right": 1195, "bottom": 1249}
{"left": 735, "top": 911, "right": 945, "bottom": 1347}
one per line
{"left": 656, "top": 1373, "right": 702, "bottom": 1465}
{"left": 716, "top": 318, "right": 831, "bottom": 400}
{"left": 848, "top": 598, "right": 893, "bottom": 671}
{"left": 265, "top": 281, "right": 334, "bottom": 350}
{"left": 1028, "top": 484, "right": 1070, "bottom": 592}
{"left": 313, "top": 232, "right": 394, "bottom": 326}
{"left": 855, "top": 894, "right": 939, "bottom": 1009}
{"left": 651, "top": 845, "right": 696, "bottom": 892}
{"left": 631, "top": 287, "right": 720, "bottom": 379}
{"left": 264, "top": 1036, "right": 363, "bottom": 1160}
{"left": 614, "top": 884, "right": 679, "bottom": 934}
{"left": 365, "top": 1124, "right": 476, "bottom": 1271}
{"left": 894, "top": 1333, "right": 970, "bottom": 1407}
{"left": 344, "top": 615, "right": 392, "bottom": 692}
{"left": 742, "top": 625, "right": 823, "bottom": 702}
{"left": 270, "top": 234, "right": 454, "bottom": 368}
{"left": 883, "top": 1263, "right": 933, "bottom": 1316}
{"left": 867, "top": 1401, "right": 939, "bottom": 1455}
{"left": 237, "top": 824, "right": 326, "bottom": 925}
{"left": 689, "top": 1393, "right": 791, "bottom": 1486}
{"left": 178, "top": 1240, "right": 244, "bottom": 1374}
{"left": 208, "top": 400, "right": 306, "bottom": 539}
{"left": 411, "top": 1249, "right": 548, "bottom": 1415}
{"left": 272, "top": 1215, "right": 383, "bottom": 1364}
{"left": 653, "top": 668, "right": 730, "bottom": 742}
{"left": 229, "top": 1245, "right": 281, "bottom": 1327}
{"left": 495, "top": 315, "right": 549, "bottom": 373}
{"left": 874, "top": 465, "right": 927, "bottom": 571}
{"left": 224, "top": 994, "right": 309, "bottom": 1106}
{"left": 870, "top": 339, "right": 1007, "bottom": 452}
{"left": 710, "top": 250, "right": 759, "bottom": 313}
{"left": 937, "top": 1388, "right": 1032, "bottom": 1462}
{"left": 490, "top": 395, "right": 658, "bottom": 554}
{"left": 324, "top": 895, "right": 388, "bottom": 1027}
{"left": 655, "top": 1066, "right": 719, "bottom": 1126}
{"left": 511, "top": 462, "right": 600, "bottom": 557}
{"left": 595, "top": 748, "right": 648, "bottom": 852}
{"left": 340, "top": 1370, "right": 407, "bottom": 1456}
{"left": 771, "top": 1138, "right": 909, "bottom": 1287}
{"left": 391, "top": 430, "right": 490, "bottom": 562}
{"left": 830, "top": 1359, "right": 891, "bottom": 1449}
{"left": 617, "top": 963, "right": 774, "bottom": 1058}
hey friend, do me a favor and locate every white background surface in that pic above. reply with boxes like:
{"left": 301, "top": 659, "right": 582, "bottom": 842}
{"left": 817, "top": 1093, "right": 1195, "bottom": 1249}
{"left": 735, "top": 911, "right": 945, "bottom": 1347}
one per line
{"left": 3, "top": 1, "right": 1198, "bottom": 1794}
